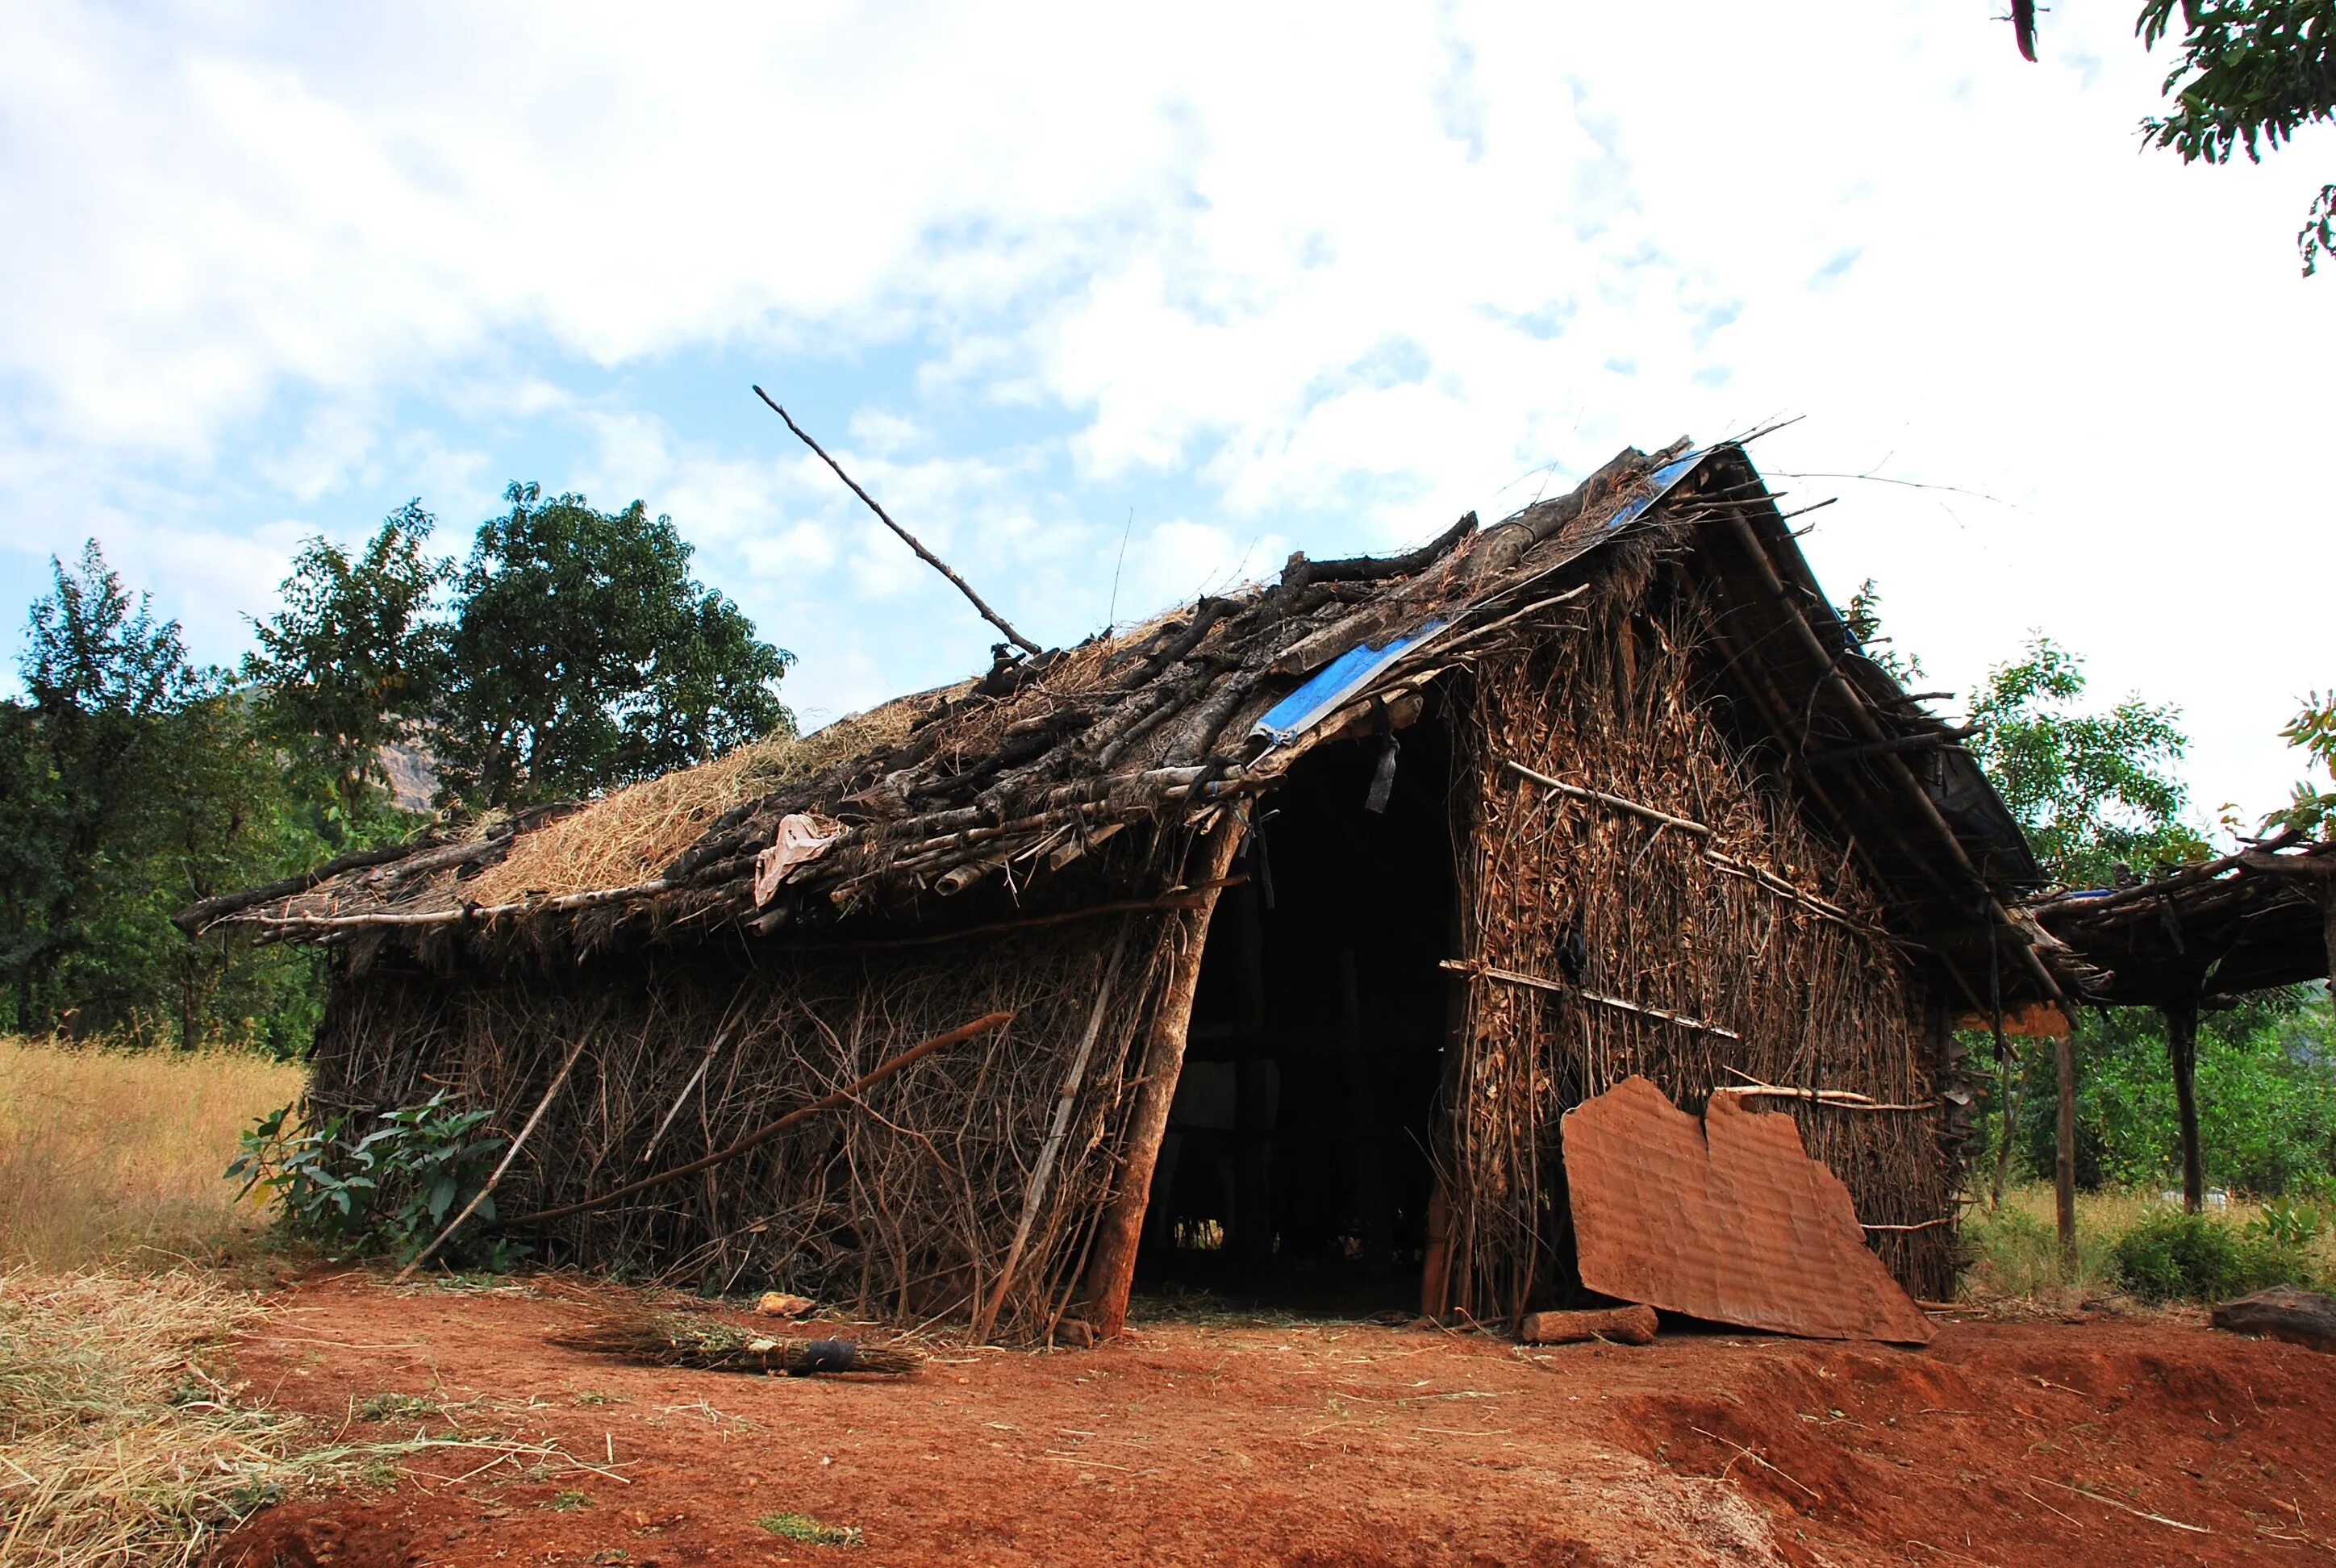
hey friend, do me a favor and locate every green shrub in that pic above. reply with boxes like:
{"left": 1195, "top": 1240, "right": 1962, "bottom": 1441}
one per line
{"left": 2109, "top": 1206, "right": 2315, "bottom": 1301}
{"left": 225, "top": 1091, "right": 527, "bottom": 1269}
{"left": 2250, "top": 1197, "right": 2325, "bottom": 1250}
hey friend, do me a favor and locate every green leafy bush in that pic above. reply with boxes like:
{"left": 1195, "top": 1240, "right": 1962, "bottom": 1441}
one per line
{"left": 226, "top": 1092, "right": 526, "bottom": 1269}
{"left": 2252, "top": 1196, "right": 2325, "bottom": 1251}
{"left": 2109, "top": 1206, "right": 2315, "bottom": 1301}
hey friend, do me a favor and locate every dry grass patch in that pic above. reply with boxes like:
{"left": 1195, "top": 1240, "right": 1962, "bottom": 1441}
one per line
{"left": 465, "top": 700, "right": 932, "bottom": 903}
{"left": 0, "top": 1268, "right": 308, "bottom": 1565}
{"left": 0, "top": 1039, "right": 306, "bottom": 1270}
{"left": 0, "top": 1270, "right": 613, "bottom": 1566}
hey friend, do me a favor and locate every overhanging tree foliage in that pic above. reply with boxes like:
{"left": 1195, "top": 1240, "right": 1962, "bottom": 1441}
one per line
{"left": 2137, "top": 0, "right": 2336, "bottom": 274}
{"left": 2009, "top": 1, "right": 2334, "bottom": 272}
{"left": 2271, "top": 690, "right": 2336, "bottom": 836}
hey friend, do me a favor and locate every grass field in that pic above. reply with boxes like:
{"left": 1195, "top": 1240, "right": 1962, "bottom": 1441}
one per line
{"left": 1963, "top": 1181, "right": 2336, "bottom": 1304}
{"left": 0, "top": 1036, "right": 306, "bottom": 1269}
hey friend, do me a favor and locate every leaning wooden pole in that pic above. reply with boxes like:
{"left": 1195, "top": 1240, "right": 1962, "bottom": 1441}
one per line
{"left": 970, "top": 925, "right": 1131, "bottom": 1344}
{"left": 397, "top": 1020, "right": 598, "bottom": 1282}
{"left": 508, "top": 1011, "right": 1012, "bottom": 1229}
{"left": 1082, "top": 817, "right": 1245, "bottom": 1337}
{"left": 753, "top": 386, "right": 1041, "bottom": 656}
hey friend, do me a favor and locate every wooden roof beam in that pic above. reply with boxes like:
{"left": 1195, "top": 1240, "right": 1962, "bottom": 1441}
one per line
{"left": 1713, "top": 504, "right": 2071, "bottom": 1015}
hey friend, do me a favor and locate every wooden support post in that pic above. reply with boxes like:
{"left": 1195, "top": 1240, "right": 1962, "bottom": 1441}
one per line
{"left": 1421, "top": 892, "right": 1472, "bottom": 1321}
{"left": 1988, "top": 929, "right": 2015, "bottom": 1211}
{"left": 1084, "top": 818, "right": 1245, "bottom": 1337}
{"left": 2054, "top": 1018, "right": 2078, "bottom": 1270}
{"left": 1420, "top": 1179, "right": 1452, "bottom": 1319}
{"left": 2165, "top": 996, "right": 2204, "bottom": 1213}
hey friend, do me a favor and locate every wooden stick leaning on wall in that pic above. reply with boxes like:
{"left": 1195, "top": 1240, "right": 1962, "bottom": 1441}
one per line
{"left": 640, "top": 1009, "right": 746, "bottom": 1165}
{"left": 1082, "top": 815, "right": 1246, "bottom": 1338}
{"left": 970, "top": 924, "right": 1133, "bottom": 1344}
{"left": 507, "top": 1011, "right": 1014, "bottom": 1230}
{"left": 394, "top": 1020, "right": 600, "bottom": 1282}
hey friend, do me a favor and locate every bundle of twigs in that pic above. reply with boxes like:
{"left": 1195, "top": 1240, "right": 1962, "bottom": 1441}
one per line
{"left": 548, "top": 1309, "right": 924, "bottom": 1377}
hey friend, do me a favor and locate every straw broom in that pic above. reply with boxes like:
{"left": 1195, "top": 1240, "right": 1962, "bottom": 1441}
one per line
{"left": 548, "top": 1309, "right": 923, "bottom": 1377}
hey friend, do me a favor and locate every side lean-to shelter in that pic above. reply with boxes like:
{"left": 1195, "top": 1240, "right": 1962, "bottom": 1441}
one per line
{"left": 2027, "top": 834, "right": 2336, "bottom": 1210}
{"left": 189, "top": 440, "right": 2064, "bottom": 1341}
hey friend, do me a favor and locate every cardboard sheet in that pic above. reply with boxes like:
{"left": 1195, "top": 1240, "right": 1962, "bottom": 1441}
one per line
{"left": 1562, "top": 1076, "right": 1932, "bottom": 1344}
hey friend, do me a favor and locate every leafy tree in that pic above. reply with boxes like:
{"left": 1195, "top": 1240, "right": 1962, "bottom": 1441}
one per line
{"left": 2014, "top": 986, "right": 2336, "bottom": 1196}
{"left": 0, "top": 544, "right": 336, "bottom": 1048}
{"left": 0, "top": 544, "right": 206, "bottom": 1031}
{"left": 1840, "top": 578, "right": 1927, "bottom": 688}
{"left": 433, "top": 484, "right": 795, "bottom": 810}
{"left": 2011, "top": 1, "right": 2334, "bottom": 273}
{"left": 2136, "top": 0, "right": 2336, "bottom": 275}
{"left": 1966, "top": 635, "right": 2207, "bottom": 889}
{"left": 2269, "top": 690, "right": 2336, "bottom": 837}
{"left": 147, "top": 690, "right": 336, "bottom": 1053}
{"left": 244, "top": 503, "right": 450, "bottom": 831}
{"left": 3, "top": 489, "right": 797, "bottom": 1050}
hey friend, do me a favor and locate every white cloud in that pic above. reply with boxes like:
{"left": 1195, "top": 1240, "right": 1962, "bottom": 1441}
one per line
{"left": 0, "top": 0, "right": 2329, "bottom": 819}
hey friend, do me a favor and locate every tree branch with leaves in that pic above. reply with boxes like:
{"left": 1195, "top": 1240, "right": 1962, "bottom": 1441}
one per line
{"left": 2135, "top": 0, "right": 2336, "bottom": 275}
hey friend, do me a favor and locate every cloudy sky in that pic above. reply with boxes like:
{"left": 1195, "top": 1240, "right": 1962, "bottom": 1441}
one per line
{"left": 3, "top": 0, "right": 2328, "bottom": 828}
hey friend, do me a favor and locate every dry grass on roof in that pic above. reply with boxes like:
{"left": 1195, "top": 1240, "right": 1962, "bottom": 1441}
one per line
{"left": 463, "top": 605, "right": 1203, "bottom": 903}
{"left": 466, "top": 699, "right": 930, "bottom": 903}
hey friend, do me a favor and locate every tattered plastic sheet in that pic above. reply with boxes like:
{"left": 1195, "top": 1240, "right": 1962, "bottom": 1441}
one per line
{"left": 1562, "top": 1076, "right": 1932, "bottom": 1344}
{"left": 1601, "top": 448, "right": 1707, "bottom": 532}
{"left": 1248, "top": 622, "right": 1445, "bottom": 747}
{"left": 753, "top": 813, "right": 849, "bottom": 907}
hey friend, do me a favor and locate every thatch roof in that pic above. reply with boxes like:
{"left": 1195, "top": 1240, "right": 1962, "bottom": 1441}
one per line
{"left": 2026, "top": 833, "right": 2335, "bottom": 1007}
{"left": 185, "top": 439, "right": 2059, "bottom": 1011}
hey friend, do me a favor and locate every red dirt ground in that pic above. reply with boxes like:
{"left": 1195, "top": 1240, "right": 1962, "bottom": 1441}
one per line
{"left": 215, "top": 1271, "right": 2336, "bottom": 1568}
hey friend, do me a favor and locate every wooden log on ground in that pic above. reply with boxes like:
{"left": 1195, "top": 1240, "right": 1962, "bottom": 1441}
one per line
{"left": 1519, "top": 1304, "right": 1659, "bottom": 1346}
{"left": 2211, "top": 1287, "right": 2336, "bottom": 1353}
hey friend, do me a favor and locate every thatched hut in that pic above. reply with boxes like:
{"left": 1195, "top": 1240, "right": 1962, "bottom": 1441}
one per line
{"left": 193, "top": 440, "right": 2063, "bottom": 1341}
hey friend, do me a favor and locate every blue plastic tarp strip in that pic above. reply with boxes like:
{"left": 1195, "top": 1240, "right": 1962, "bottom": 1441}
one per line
{"left": 1249, "top": 620, "right": 1446, "bottom": 746}
{"left": 1245, "top": 450, "right": 1708, "bottom": 749}
{"left": 1602, "top": 448, "right": 1706, "bottom": 532}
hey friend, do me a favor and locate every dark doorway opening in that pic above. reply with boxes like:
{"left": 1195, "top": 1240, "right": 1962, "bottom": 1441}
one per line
{"left": 1135, "top": 700, "right": 1460, "bottom": 1313}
